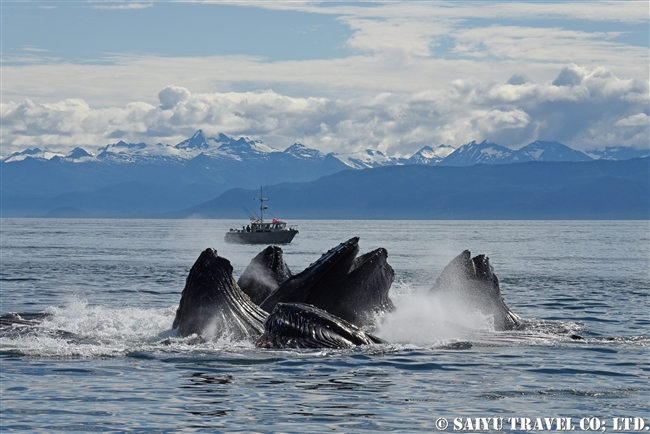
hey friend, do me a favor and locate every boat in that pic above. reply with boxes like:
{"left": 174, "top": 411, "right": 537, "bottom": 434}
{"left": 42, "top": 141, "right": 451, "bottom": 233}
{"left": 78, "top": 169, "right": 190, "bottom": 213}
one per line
{"left": 224, "top": 187, "right": 299, "bottom": 244}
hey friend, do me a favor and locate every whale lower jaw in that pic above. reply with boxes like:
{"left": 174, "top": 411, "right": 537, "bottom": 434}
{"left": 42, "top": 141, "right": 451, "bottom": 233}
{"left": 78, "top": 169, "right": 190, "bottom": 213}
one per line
{"left": 172, "top": 248, "right": 268, "bottom": 341}
{"left": 256, "top": 302, "right": 386, "bottom": 349}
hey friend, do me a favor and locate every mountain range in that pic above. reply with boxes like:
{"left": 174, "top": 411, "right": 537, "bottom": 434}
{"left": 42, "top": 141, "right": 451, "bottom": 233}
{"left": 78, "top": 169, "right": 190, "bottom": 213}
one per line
{"left": 2, "top": 130, "right": 648, "bottom": 218}
{"left": 4, "top": 130, "right": 647, "bottom": 168}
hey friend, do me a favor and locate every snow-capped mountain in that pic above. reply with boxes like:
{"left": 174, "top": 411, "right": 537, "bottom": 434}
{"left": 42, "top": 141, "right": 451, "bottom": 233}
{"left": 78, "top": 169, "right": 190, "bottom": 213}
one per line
{"left": 585, "top": 146, "right": 649, "bottom": 161}
{"left": 514, "top": 140, "right": 591, "bottom": 162}
{"left": 440, "top": 139, "right": 597, "bottom": 166}
{"left": 174, "top": 129, "right": 215, "bottom": 150}
{"left": 1, "top": 130, "right": 349, "bottom": 218}
{"left": 3, "top": 147, "right": 67, "bottom": 163}
{"left": 4, "top": 131, "right": 645, "bottom": 167}
{"left": 440, "top": 140, "right": 515, "bottom": 166}
{"left": 93, "top": 130, "right": 278, "bottom": 163}
{"left": 405, "top": 144, "right": 456, "bottom": 165}
{"left": 67, "top": 147, "right": 95, "bottom": 161}
{"left": 1, "top": 130, "right": 318, "bottom": 167}
{"left": 209, "top": 135, "right": 276, "bottom": 161}
{"left": 96, "top": 141, "right": 169, "bottom": 163}
{"left": 283, "top": 142, "right": 325, "bottom": 160}
{"left": 333, "top": 149, "right": 401, "bottom": 169}
{"left": 2, "top": 129, "right": 647, "bottom": 218}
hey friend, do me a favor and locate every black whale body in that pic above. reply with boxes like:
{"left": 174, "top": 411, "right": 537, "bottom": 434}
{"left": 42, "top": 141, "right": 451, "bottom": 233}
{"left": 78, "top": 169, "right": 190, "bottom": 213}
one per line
{"left": 430, "top": 250, "right": 521, "bottom": 330}
{"left": 2, "top": 244, "right": 529, "bottom": 348}
{"left": 172, "top": 239, "right": 396, "bottom": 347}
{"left": 301, "top": 247, "right": 395, "bottom": 329}
{"left": 237, "top": 245, "right": 292, "bottom": 305}
{"left": 171, "top": 245, "right": 383, "bottom": 348}
{"left": 259, "top": 237, "right": 361, "bottom": 313}
{"left": 257, "top": 302, "right": 386, "bottom": 349}
{"left": 172, "top": 248, "right": 268, "bottom": 341}
{"left": 258, "top": 238, "right": 395, "bottom": 329}
{"left": 173, "top": 242, "right": 522, "bottom": 346}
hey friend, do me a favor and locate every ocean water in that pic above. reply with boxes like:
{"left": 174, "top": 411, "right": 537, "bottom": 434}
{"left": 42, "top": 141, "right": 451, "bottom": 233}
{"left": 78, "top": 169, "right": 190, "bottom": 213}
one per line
{"left": 1, "top": 219, "right": 648, "bottom": 433}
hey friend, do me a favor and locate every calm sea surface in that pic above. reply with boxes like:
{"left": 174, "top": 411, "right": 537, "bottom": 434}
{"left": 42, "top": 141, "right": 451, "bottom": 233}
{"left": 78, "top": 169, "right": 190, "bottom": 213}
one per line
{"left": 1, "top": 219, "right": 648, "bottom": 433}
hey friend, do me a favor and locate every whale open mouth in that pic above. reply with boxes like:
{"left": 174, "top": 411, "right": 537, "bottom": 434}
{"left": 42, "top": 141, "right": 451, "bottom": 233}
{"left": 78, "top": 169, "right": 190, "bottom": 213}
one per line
{"left": 172, "top": 248, "right": 268, "bottom": 341}
{"left": 259, "top": 237, "right": 361, "bottom": 312}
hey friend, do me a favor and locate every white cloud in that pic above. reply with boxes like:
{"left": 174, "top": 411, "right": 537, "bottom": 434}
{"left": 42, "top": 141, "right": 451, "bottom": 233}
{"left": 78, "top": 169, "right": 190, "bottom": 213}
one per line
{"left": 453, "top": 25, "right": 638, "bottom": 67}
{"left": 4, "top": 2, "right": 647, "bottom": 108}
{"left": 2, "top": 2, "right": 648, "bottom": 157}
{"left": 342, "top": 16, "right": 452, "bottom": 57}
{"left": 2, "top": 65, "right": 647, "bottom": 157}
{"left": 258, "top": 1, "right": 647, "bottom": 24}
{"left": 90, "top": 2, "right": 153, "bottom": 10}
{"left": 614, "top": 113, "right": 650, "bottom": 127}
{"left": 553, "top": 63, "right": 588, "bottom": 86}
{"left": 475, "top": 109, "right": 531, "bottom": 133}
{"left": 158, "top": 85, "right": 192, "bottom": 110}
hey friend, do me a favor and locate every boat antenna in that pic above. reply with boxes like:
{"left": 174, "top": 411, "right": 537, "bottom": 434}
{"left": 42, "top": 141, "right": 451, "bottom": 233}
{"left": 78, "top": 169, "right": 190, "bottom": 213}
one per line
{"left": 254, "top": 186, "right": 269, "bottom": 222}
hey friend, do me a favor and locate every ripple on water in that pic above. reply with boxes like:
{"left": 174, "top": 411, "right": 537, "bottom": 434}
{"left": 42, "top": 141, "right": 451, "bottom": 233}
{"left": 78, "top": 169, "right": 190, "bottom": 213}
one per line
{"left": 1, "top": 219, "right": 648, "bottom": 432}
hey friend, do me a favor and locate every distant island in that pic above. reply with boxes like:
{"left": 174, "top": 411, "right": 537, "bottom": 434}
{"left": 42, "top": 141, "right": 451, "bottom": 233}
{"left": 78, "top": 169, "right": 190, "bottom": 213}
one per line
{"left": 170, "top": 158, "right": 649, "bottom": 220}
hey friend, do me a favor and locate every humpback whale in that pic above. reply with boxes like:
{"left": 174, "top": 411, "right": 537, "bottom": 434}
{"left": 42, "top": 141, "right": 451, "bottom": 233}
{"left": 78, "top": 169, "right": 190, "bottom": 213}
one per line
{"left": 172, "top": 239, "right": 396, "bottom": 347}
{"left": 258, "top": 238, "right": 395, "bottom": 329}
{"left": 172, "top": 248, "right": 268, "bottom": 340}
{"left": 298, "top": 247, "right": 395, "bottom": 329}
{"left": 170, "top": 242, "right": 522, "bottom": 346}
{"left": 257, "top": 302, "right": 386, "bottom": 349}
{"left": 237, "top": 245, "right": 292, "bottom": 305}
{"left": 429, "top": 250, "right": 521, "bottom": 330}
{"left": 1, "top": 240, "right": 525, "bottom": 349}
{"left": 259, "top": 237, "right": 361, "bottom": 313}
{"left": 171, "top": 246, "right": 386, "bottom": 348}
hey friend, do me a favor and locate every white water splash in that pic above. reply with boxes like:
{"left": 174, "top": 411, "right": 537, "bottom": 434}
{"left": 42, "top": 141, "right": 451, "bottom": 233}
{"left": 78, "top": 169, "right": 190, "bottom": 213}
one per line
{"left": 0, "top": 299, "right": 177, "bottom": 357}
{"left": 42, "top": 299, "right": 176, "bottom": 343}
{"left": 375, "top": 283, "right": 495, "bottom": 344}
{"left": 0, "top": 299, "right": 266, "bottom": 357}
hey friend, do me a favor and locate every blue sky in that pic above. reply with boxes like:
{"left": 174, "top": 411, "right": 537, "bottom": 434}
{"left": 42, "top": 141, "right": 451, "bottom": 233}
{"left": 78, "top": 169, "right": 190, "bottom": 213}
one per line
{"left": 3, "top": 3, "right": 353, "bottom": 62}
{"left": 2, "top": 1, "right": 648, "bottom": 156}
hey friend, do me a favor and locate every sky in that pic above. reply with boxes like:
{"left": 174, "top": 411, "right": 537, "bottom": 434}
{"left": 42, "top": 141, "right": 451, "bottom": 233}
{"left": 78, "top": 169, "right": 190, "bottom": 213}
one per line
{"left": 2, "top": 1, "right": 649, "bottom": 157}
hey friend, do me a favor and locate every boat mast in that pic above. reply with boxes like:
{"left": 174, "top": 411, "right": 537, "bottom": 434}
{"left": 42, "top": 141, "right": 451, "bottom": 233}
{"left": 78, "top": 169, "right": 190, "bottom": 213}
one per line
{"left": 254, "top": 186, "right": 269, "bottom": 222}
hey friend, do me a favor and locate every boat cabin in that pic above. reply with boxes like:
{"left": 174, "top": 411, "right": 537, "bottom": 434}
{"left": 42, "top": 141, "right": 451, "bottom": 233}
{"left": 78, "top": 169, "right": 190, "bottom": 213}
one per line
{"left": 252, "top": 220, "right": 287, "bottom": 232}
